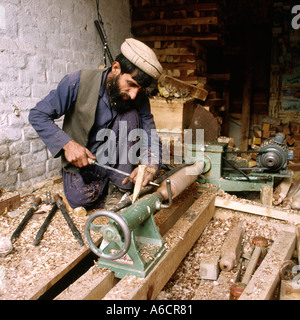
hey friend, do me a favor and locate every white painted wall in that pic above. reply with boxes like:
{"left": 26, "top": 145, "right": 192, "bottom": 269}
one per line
{"left": 0, "top": 0, "right": 132, "bottom": 191}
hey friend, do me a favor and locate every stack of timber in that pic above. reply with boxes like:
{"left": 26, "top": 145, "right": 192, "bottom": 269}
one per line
{"left": 130, "top": 0, "right": 225, "bottom": 84}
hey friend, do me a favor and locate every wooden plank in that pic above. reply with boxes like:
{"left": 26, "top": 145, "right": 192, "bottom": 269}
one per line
{"left": 0, "top": 192, "right": 21, "bottom": 215}
{"left": 215, "top": 196, "right": 300, "bottom": 224}
{"left": 154, "top": 188, "right": 195, "bottom": 236}
{"left": 153, "top": 47, "right": 196, "bottom": 56}
{"left": 54, "top": 189, "right": 196, "bottom": 300}
{"left": 132, "top": 17, "right": 218, "bottom": 27}
{"left": 296, "top": 225, "right": 300, "bottom": 264}
{"left": 102, "top": 194, "right": 216, "bottom": 300}
{"left": 239, "top": 231, "right": 296, "bottom": 300}
{"left": 136, "top": 34, "right": 221, "bottom": 42}
{"left": 29, "top": 239, "right": 102, "bottom": 300}
{"left": 55, "top": 266, "right": 118, "bottom": 300}
{"left": 132, "top": 3, "right": 219, "bottom": 17}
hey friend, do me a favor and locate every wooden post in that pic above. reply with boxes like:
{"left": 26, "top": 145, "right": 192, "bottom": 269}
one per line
{"left": 240, "top": 28, "right": 253, "bottom": 152}
{"left": 219, "top": 221, "right": 244, "bottom": 271}
{"left": 260, "top": 185, "right": 273, "bottom": 206}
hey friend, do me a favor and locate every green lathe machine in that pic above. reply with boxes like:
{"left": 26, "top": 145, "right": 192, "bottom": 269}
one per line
{"left": 84, "top": 133, "right": 293, "bottom": 279}
{"left": 84, "top": 162, "right": 204, "bottom": 278}
{"left": 195, "top": 133, "right": 294, "bottom": 192}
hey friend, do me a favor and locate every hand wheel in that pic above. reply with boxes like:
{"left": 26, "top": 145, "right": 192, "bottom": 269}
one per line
{"left": 84, "top": 210, "right": 131, "bottom": 260}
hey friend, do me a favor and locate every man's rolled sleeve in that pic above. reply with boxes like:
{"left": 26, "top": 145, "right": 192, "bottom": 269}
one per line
{"left": 28, "top": 71, "right": 81, "bottom": 157}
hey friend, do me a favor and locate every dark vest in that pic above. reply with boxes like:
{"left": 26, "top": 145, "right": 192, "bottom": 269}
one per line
{"left": 61, "top": 69, "right": 104, "bottom": 172}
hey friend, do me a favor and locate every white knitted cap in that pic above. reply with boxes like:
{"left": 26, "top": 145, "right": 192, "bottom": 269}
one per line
{"left": 121, "top": 38, "right": 163, "bottom": 80}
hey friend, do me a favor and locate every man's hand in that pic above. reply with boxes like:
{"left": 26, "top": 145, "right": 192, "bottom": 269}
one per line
{"left": 63, "top": 140, "right": 95, "bottom": 168}
{"left": 122, "top": 167, "right": 154, "bottom": 187}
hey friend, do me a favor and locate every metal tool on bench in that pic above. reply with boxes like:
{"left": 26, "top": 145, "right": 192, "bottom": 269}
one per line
{"left": 87, "top": 158, "right": 160, "bottom": 187}
{"left": 196, "top": 133, "right": 294, "bottom": 192}
{"left": 54, "top": 194, "right": 84, "bottom": 246}
{"left": 34, "top": 193, "right": 84, "bottom": 246}
{"left": 11, "top": 196, "right": 42, "bottom": 242}
{"left": 34, "top": 201, "right": 57, "bottom": 246}
{"left": 84, "top": 161, "right": 204, "bottom": 278}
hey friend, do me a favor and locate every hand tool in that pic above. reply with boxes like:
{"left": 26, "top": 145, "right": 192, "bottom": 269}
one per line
{"left": 132, "top": 164, "right": 146, "bottom": 204}
{"left": 34, "top": 202, "right": 58, "bottom": 246}
{"left": 87, "top": 158, "right": 160, "bottom": 187}
{"left": 230, "top": 236, "right": 268, "bottom": 299}
{"left": 54, "top": 194, "right": 84, "bottom": 246}
{"left": 241, "top": 236, "right": 268, "bottom": 284}
{"left": 11, "top": 196, "right": 42, "bottom": 242}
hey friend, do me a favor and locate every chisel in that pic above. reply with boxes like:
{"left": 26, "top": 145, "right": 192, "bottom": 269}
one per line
{"left": 11, "top": 196, "right": 42, "bottom": 242}
{"left": 34, "top": 202, "right": 58, "bottom": 246}
{"left": 87, "top": 158, "right": 159, "bottom": 187}
{"left": 54, "top": 194, "right": 84, "bottom": 246}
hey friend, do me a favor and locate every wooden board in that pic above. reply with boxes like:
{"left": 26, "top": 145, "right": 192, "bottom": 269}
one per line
{"left": 239, "top": 231, "right": 296, "bottom": 300}
{"left": 102, "top": 194, "right": 216, "bottom": 300}
{"left": 215, "top": 196, "right": 300, "bottom": 224}
{"left": 0, "top": 193, "right": 20, "bottom": 215}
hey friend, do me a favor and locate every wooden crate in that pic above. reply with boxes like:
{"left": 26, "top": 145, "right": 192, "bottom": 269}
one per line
{"left": 150, "top": 97, "right": 196, "bottom": 131}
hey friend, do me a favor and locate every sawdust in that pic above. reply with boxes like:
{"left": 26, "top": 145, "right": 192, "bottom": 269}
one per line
{"left": 0, "top": 180, "right": 94, "bottom": 300}
{"left": 0, "top": 175, "right": 297, "bottom": 300}
{"left": 157, "top": 190, "right": 295, "bottom": 300}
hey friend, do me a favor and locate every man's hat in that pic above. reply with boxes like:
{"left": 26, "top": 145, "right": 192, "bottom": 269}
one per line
{"left": 121, "top": 38, "right": 163, "bottom": 80}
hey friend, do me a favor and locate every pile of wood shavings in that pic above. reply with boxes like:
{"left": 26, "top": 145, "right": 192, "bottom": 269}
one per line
{"left": 0, "top": 182, "right": 91, "bottom": 300}
{"left": 157, "top": 189, "right": 293, "bottom": 300}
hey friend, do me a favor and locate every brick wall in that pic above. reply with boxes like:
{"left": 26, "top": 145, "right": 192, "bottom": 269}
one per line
{"left": 0, "top": 0, "right": 132, "bottom": 191}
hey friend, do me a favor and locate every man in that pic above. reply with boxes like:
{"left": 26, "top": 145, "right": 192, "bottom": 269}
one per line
{"left": 29, "top": 38, "right": 163, "bottom": 210}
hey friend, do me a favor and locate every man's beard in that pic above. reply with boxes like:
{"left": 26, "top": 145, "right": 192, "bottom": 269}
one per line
{"left": 107, "top": 75, "right": 135, "bottom": 114}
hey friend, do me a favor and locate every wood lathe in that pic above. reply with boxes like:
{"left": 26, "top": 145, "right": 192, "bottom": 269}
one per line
{"left": 84, "top": 162, "right": 204, "bottom": 278}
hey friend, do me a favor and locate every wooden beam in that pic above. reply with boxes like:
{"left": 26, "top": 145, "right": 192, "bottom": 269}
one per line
{"left": 296, "top": 225, "right": 300, "bottom": 265}
{"left": 0, "top": 192, "right": 20, "bottom": 215}
{"left": 54, "top": 189, "right": 196, "bottom": 300}
{"left": 132, "top": 17, "right": 218, "bottom": 27}
{"left": 132, "top": 3, "right": 219, "bottom": 18}
{"left": 102, "top": 194, "right": 216, "bottom": 300}
{"left": 136, "top": 34, "right": 221, "bottom": 42}
{"left": 55, "top": 267, "right": 118, "bottom": 300}
{"left": 239, "top": 231, "right": 296, "bottom": 300}
{"left": 215, "top": 196, "right": 300, "bottom": 224}
{"left": 240, "top": 32, "right": 253, "bottom": 152}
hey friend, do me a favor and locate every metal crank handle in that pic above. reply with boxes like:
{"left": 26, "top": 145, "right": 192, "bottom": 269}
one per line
{"left": 84, "top": 210, "right": 131, "bottom": 260}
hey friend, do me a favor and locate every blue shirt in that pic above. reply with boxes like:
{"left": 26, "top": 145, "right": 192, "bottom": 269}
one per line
{"left": 29, "top": 69, "right": 161, "bottom": 168}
